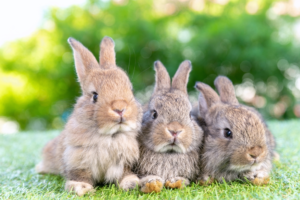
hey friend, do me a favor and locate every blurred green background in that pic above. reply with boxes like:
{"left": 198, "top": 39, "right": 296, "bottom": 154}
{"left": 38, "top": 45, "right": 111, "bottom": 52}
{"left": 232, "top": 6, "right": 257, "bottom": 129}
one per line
{"left": 0, "top": 0, "right": 300, "bottom": 132}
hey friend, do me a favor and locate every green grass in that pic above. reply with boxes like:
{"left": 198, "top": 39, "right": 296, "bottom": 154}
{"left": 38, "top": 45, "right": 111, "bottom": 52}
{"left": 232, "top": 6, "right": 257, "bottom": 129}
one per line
{"left": 0, "top": 120, "right": 299, "bottom": 200}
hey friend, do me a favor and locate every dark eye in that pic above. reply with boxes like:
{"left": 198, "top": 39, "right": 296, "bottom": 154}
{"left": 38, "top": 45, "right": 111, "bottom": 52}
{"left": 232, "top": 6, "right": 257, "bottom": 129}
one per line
{"left": 152, "top": 110, "right": 158, "bottom": 119}
{"left": 92, "top": 92, "right": 98, "bottom": 103}
{"left": 224, "top": 128, "right": 232, "bottom": 139}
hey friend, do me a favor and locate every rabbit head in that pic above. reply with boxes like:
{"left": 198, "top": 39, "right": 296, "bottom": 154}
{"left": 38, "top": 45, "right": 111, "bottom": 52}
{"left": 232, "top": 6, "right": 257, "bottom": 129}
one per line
{"left": 195, "top": 76, "right": 271, "bottom": 173}
{"left": 68, "top": 37, "right": 142, "bottom": 135}
{"left": 140, "top": 60, "right": 202, "bottom": 154}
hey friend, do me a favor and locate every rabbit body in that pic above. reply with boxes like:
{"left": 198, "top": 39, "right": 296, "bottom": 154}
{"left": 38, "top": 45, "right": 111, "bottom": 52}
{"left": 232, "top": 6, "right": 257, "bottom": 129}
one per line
{"left": 36, "top": 37, "right": 142, "bottom": 196}
{"left": 193, "top": 76, "right": 277, "bottom": 186}
{"left": 135, "top": 61, "right": 203, "bottom": 193}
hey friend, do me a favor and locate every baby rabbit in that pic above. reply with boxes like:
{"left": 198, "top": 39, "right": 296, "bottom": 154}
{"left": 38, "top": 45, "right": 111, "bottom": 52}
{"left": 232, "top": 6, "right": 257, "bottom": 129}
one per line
{"left": 35, "top": 36, "right": 142, "bottom": 196}
{"left": 193, "top": 76, "right": 277, "bottom": 186}
{"left": 135, "top": 60, "right": 203, "bottom": 193}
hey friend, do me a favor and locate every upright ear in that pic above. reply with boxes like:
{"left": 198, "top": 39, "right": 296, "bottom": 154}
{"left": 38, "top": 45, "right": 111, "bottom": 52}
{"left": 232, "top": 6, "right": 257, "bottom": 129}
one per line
{"left": 153, "top": 61, "right": 171, "bottom": 93}
{"left": 198, "top": 92, "right": 208, "bottom": 117}
{"left": 172, "top": 60, "right": 192, "bottom": 95}
{"left": 99, "top": 36, "right": 116, "bottom": 69}
{"left": 195, "top": 82, "right": 221, "bottom": 112}
{"left": 68, "top": 37, "right": 99, "bottom": 82}
{"left": 214, "top": 76, "right": 239, "bottom": 105}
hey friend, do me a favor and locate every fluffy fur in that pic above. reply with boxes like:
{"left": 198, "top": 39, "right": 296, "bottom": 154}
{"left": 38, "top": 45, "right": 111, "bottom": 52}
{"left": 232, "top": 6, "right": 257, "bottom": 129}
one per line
{"left": 193, "top": 76, "right": 277, "bottom": 185}
{"left": 135, "top": 60, "right": 203, "bottom": 193}
{"left": 35, "top": 36, "right": 142, "bottom": 196}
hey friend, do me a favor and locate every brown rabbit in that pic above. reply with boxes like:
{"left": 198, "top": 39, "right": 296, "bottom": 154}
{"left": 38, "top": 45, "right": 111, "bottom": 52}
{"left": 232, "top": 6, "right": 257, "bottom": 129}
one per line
{"left": 135, "top": 61, "right": 204, "bottom": 193}
{"left": 35, "top": 36, "right": 142, "bottom": 196}
{"left": 193, "top": 76, "right": 278, "bottom": 186}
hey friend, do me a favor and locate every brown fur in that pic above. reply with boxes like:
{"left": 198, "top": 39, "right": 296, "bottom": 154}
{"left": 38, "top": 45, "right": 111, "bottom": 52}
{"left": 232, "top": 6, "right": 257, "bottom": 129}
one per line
{"left": 135, "top": 60, "right": 203, "bottom": 193}
{"left": 36, "top": 36, "right": 142, "bottom": 195}
{"left": 140, "top": 180, "right": 163, "bottom": 193}
{"left": 193, "top": 76, "right": 277, "bottom": 185}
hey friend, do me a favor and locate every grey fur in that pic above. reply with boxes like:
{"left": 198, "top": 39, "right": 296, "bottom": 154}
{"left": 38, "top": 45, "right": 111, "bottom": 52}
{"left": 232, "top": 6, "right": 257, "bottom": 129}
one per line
{"left": 193, "top": 76, "right": 277, "bottom": 185}
{"left": 134, "top": 60, "right": 203, "bottom": 192}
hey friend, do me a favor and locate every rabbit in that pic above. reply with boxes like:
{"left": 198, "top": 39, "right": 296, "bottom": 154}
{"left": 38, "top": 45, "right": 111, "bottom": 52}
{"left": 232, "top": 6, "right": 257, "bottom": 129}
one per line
{"left": 134, "top": 60, "right": 204, "bottom": 193}
{"left": 35, "top": 36, "right": 143, "bottom": 196}
{"left": 193, "top": 76, "right": 278, "bottom": 186}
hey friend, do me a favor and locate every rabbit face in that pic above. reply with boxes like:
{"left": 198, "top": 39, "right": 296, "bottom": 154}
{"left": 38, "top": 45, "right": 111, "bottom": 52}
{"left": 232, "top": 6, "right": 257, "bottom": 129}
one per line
{"left": 204, "top": 104, "right": 268, "bottom": 172}
{"left": 69, "top": 37, "right": 142, "bottom": 135}
{"left": 140, "top": 60, "right": 202, "bottom": 154}
{"left": 142, "top": 92, "right": 194, "bottom": 153}
{"left": 83, "top": 68, "right": 141, "bottom": 135}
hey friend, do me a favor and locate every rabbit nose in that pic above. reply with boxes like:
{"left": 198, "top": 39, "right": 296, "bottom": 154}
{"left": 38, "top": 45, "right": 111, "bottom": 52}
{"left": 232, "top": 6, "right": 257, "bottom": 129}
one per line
{"left": 114, "top": 109, "right": 124, "bottom": 116}
{"left": 111, "top": 100, "right": 127, "bottom": 116}
{"left": 167, "top": 121, "right": 184, "bottom": 137}
{"left": 248, "top": 146, "right": 263, "bottom": 160}
{"left": 168, "top": 130, "right": 182, "bottom": 137}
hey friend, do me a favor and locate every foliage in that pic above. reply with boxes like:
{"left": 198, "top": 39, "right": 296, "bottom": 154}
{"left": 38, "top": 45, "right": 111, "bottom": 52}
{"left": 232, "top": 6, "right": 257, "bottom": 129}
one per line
{"left": 1, "top": 120, "right": 300, "bottom": 199}
{"left": 0, "top": 0, "right": 299, "bottom": 130}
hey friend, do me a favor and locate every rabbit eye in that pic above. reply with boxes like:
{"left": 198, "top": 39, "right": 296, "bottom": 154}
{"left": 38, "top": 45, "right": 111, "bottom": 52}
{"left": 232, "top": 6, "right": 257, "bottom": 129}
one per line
{"left": 152, "top": 110, "right": 158, "bottom": 119}
{"left": 92, "top": 92, "right": 98, "bottom": 103}
{"left": 223, "top": 128, "right": 232, "bottom": 139}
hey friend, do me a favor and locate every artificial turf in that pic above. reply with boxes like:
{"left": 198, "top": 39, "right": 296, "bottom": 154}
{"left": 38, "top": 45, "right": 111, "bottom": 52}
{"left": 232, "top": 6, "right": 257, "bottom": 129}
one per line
{"left": 0, "top": 120, "right": 299, "bottom": 199}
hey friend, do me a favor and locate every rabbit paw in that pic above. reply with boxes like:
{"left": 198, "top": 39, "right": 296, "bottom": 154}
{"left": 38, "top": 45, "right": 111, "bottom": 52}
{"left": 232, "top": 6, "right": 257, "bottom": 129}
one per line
{"left": 251, "top": 177, "right": 270, "bottom": 185}
{"left": 65, "top": 181, "right": 95, "bottom": 196}
{"left": 197, "top": 175, "right": 215, "bottom": 186}
{"left": 139, "top": 176, "right": 164, "bottom": 193}
{"left": 119, "top": 174, "right": 139, "bottom": 191}
{"left": 244, "top": 170, "right": 270, "bottom": 185}
{"left": 165, "top": 177, "right": 190, "bottom": 189}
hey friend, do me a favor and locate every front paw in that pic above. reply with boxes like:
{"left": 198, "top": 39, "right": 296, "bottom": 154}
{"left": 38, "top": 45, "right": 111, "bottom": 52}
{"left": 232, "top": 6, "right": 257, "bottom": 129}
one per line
{"left": 65, "top": 181, "right": 95, "bottom": 196}
{"left": 197, "top": 175, "right": 215, "bottom": 186}
{"left": 251, "top": 177, "right": 270, "bottom": 185}
{"left": 119, "top": 174, "right": 139, "bottom": 191}
{"left": 139, "top": 176, "right": 164, "bottom": 193}
{"left": 165, "top": 177, "right": 190, "bottom": 189}
{"left": 244, "top": 171, "right": 270, "bottom": 185}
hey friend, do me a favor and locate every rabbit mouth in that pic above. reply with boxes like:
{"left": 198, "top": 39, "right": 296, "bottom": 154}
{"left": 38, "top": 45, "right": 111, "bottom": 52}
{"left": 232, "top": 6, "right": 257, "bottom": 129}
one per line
{"left": 118, "top": 117, "right": 124, "bottom": 124}
{"left": 170, "top": 138, "right": 177, "bottom": 145}
{"left": 98, "top": 120, "right": 137, "bottom": 135}
{"left": 155, "top": 142, "right": 185, "bottom": 153}
{"left": 250, "top": 160, "right": 260, "bottom": 166}
{"left": 163, "top": 145, "right": 183, "bottom": 153}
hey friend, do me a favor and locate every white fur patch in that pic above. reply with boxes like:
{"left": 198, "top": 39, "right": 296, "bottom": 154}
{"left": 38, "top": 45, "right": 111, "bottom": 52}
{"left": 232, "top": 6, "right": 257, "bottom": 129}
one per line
{"left": 63, "top": 133, "right": 139, "bottom": 183}
{"left": 98, "top": 121, "right": 137, "bottom": 135}
{"left": 229, "top": 162, "right": 264, "bottom": 173}
{"left": 229, "top": 165, "right": 252, "bottom": 172}
{"left": 105, "top": 164, "right": 124, "bottom": 183}
{"left": 155, "top": 143, "right": 185, "bottom": 153}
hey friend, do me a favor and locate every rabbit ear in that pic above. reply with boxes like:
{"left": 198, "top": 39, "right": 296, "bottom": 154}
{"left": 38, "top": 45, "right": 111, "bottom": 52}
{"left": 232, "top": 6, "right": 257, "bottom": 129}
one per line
{"left": 154, "top": 61, "right": 171, "bottom": 93}
{"left": 171, "top": 60, "right": 191, "bottom": 95}
{"left": 214, "top": 76, "right": 239, "bottom": 105}
{"left": 68, "top": 37, "right": 99, "bottom": 82}
{"left": 198, "top": 92, "right": 208, "bottom": 117}
{"left": 99, "top": 36, "right": 116, "bottom": 69}
{"left": 195, "top": 82, "right": 221, "bottom": 111}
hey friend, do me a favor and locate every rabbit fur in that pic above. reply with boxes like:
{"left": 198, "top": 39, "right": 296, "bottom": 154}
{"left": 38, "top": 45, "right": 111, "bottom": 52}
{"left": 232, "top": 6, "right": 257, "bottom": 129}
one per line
{"left": 35, "top": 36, "right": 143, "bottom": 196}
{"left": 193, "top": 76, "right": 277, "bottom": 186}
{"left": 134, "top": 60, "right": 204, "bottom": 193}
